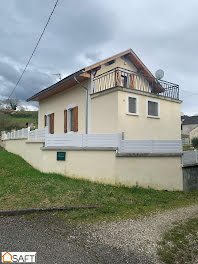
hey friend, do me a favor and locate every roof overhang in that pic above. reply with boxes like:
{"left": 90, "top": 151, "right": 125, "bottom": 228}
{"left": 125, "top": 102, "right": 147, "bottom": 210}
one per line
{"left": 27, "top": 71, "right": 90, "bottom": 102}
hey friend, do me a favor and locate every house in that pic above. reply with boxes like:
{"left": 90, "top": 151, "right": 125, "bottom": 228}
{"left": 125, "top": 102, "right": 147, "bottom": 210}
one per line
{"left": 182, "top": 115, "right": 198, "bottom": 144}
{"left": 182, "top": 115, "right": 198, "bottom": 135}
{"left": 27, "top": 49, "right": 181, "bottom": 141}
{"left": 2, "top": 49, "right": 186, "bottom": 191}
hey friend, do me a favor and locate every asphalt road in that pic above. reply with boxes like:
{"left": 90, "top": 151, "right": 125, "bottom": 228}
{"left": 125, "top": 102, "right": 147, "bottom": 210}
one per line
{"left": 0, "top": 214, "right": 151, "bottom": 264}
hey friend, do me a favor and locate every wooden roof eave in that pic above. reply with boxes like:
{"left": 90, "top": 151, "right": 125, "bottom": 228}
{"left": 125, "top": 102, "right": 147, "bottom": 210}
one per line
{"left": 28, "top": 73, "right": 90, "bottom": 102}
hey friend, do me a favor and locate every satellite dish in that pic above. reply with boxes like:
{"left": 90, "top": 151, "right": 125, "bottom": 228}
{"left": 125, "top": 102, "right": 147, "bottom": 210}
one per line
{"left": 155, "top": 69, "right": 164, "bottom": 80}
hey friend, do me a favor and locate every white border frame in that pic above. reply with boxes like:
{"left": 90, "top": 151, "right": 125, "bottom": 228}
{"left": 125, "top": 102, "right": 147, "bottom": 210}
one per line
{"left": 126, "top": 94, "right": 139, "bottom": 116}
{"left": 146, "top": 98, "right": 160, "bottom": 119}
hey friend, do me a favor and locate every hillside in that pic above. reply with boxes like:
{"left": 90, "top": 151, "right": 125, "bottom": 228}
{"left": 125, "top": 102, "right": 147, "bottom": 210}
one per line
{"left": 0, "top": 111, "right": 38, "bottom": 132}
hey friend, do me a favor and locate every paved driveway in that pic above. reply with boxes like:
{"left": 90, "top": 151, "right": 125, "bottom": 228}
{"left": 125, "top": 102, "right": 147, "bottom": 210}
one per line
{"left": 0, "top": 214, "right": 149, "bottom": 264}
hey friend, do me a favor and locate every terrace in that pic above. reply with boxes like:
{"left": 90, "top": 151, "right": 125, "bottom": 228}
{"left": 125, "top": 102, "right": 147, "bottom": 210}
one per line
{"left": 93, "top": 67, "right": 179, "bottom": 100}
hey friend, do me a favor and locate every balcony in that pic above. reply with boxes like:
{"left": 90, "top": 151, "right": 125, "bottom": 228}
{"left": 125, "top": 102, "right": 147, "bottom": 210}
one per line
{"left": 93, "top": 67, "right": 179, "bottom": 100}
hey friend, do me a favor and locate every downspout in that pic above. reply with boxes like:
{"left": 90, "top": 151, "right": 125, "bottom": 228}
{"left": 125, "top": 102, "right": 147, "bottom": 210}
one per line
{"left": 74, "top": 77, "right": 88, "bottom": 134}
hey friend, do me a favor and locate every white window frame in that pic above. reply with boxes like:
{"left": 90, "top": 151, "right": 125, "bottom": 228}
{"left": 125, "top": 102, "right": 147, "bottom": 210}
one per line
{"left": 126, "top": 94, "right": 139, "bottom": 116}
{"left": 146, "top": 99, "right": 160, "bottom": 118}
{"left": 45, "top": 111, "right": 53, "bottom": 133}
{"left": 65, "top": 104, "right": 77, "bottom": 133}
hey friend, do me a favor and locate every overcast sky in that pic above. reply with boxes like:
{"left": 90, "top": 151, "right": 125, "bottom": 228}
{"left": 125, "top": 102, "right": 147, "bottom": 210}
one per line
{"left": 0, "top": 0, "right": 198, "bottom": 114}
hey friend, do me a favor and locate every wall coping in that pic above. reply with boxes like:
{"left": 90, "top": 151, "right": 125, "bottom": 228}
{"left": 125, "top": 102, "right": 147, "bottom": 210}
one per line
{"left": 2, "top": 138, "right": 27, "bottom": 141}
{"left": 91, "top": 86, "right": 182, "bottom": 104}
{"left": 41, "top": 146, "right": 117, "bottom": 151}
{"left": 182, "top": 163, "right": 198, "bottom": 168}
{"left": 26, "top": 140, "right": 45, "bottom": 144}
{"left": 116, "top": 152, "right": 182, "bottom": 157}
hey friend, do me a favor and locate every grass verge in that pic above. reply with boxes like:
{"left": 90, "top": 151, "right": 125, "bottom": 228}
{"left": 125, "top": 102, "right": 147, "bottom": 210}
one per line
{"left": 0, "top": 146, "right": 198, "bottom": 224}
{"left": 157, "top": 217, "right": 198, "bottom": 264}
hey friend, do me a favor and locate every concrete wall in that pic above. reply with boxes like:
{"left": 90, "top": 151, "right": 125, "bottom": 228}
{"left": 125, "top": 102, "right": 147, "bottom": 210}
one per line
{"left": 4, "top": 139, "right": 183, "bottom": 191}
{"left": 183, "top": 165, "right": 198, "bottom": 192}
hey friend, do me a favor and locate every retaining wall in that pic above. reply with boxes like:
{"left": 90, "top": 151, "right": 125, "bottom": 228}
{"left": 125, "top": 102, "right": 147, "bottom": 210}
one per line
{"left": 3, "top": 139, "right": 183, "bottom": 191}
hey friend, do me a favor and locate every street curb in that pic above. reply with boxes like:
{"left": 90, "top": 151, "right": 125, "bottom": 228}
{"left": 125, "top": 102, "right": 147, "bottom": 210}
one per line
{"left": 0, "top": 206, "right": 99, "bottom": 216}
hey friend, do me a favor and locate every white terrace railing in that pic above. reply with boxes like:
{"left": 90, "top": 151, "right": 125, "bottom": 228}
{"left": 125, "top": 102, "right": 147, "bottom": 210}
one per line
{"left": 182, "top": 150, "right": 198, "bottom": 165}
{"left": 45, "top": 133, "right": 182, "bottom": 153}
{"left": 2, "top": 128, "right": 183, "bottom": 155}
{"left": 119, "top": 140, "right": 182, "bottom": 153}
{"left": 45, "top": 133, "right": 120, "bottom": 148}
{"left": 28, "top": 127, "right": 48, "bottom": 141}
{"left": 3, "top": 128, "right": 29, "bottom": 140}
{"left": 2, "top": 127, "right": 48, "bottom": 141}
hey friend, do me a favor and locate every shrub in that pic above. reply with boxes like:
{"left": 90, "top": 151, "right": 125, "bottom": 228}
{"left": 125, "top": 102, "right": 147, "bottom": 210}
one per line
{"left": 192, "top": 137, "right": 198, "bottom": 148}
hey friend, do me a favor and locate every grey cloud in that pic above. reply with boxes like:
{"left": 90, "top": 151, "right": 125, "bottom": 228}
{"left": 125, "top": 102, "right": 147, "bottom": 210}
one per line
{"left": 0, "top": 0, "right": 198, "bottom": 114}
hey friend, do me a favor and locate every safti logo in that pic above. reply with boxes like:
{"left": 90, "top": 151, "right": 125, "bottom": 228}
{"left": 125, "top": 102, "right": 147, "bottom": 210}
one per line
{"left": 1, "top": 252, "right": 37, "bottom": 263}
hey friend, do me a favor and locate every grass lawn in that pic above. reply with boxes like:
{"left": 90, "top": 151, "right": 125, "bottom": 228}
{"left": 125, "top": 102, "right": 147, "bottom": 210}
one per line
{"left": 0, "top": 146, "right": 198, "bottom": 224}
{"left": 157, "top": 217, "right": 198, "bottom": 264}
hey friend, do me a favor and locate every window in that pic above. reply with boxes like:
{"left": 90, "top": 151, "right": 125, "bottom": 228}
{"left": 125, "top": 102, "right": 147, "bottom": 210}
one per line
{"left": 126, "top": 95, "right": 138, "bottom": 115}
{"left": 64, "top": 106, "right": 78, "bottom": 133}
{"left": 69, "top": 108, "right": 74, "bottom": 132}
{"left": 147, "top": 100, "right": 159, "bottom": 118}
{"left": 121, "top": 73, "right": 130, "bottom": 88}
{"left": 44, "top": 113, "right": 54, "bottom": 134}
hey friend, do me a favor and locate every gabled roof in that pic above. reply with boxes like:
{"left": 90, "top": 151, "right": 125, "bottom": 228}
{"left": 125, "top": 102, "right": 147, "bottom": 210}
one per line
{"left": 183, "top": 116, "right": 198, "bottom": 125}
{"left": 27, "top": 49, "right": 160, "bottom": 102}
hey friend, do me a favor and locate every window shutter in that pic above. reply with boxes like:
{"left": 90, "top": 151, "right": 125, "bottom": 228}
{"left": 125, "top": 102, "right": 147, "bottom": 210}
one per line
{"left": 44, "top": 115, "right": 47, "bottom": 127}
{"left": 115, "top": 71, "right": 121, "bottom": 86}
{"left": 73, "top": 106, "right": 78, "bottom": 132}
{"left": 64, "top": 110, "right": 67, "bottom": 133}
{"left": 130, "top": 74, "right": 134, "bottom": 89}
{"left": 50, "top": 113, "right": 54, "bottom": 134}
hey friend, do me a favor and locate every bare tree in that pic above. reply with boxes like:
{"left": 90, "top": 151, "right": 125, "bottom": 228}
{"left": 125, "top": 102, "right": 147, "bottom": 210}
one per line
{"left": 5, "top": 98, "right": 19, "bottom": 110}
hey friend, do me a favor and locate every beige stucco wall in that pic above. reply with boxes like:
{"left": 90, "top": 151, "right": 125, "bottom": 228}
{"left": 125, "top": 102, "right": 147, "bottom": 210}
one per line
{"left": 3, "top": 139, "right": 183, "bottom": 191}
{"left": 39, "top": 82, "right": 87, "bottom": 134}
{"left": 95, "top": 57, "right": 137, "bottom": 76}
{"left": 91, "top": 89, "right": 181, "bottom": 140}
{"left": 118, "top": 90, "right": 181, "bottom": 140}
{"left": 91, "top": 90, "right": 118, "bottom": 134}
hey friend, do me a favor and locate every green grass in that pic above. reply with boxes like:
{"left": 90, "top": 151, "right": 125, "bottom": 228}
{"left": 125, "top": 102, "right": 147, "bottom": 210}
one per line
{"left": 157, "top": 217, "right": 198, "bottom": 264}
{"left": 0, "top": 147, "right": 198, "bottom": 224}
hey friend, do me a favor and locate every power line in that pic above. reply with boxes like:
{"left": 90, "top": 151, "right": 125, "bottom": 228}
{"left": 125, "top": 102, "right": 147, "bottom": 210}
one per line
{"left": 8, "top": 0, "right": 60, "bottom": 99}
{"left": 180, "top": 89, "right": 198, "bottom": 99}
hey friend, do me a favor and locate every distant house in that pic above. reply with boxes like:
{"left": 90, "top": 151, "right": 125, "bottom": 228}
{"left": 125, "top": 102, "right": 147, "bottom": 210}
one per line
{"left": 181, "top": 115, "right": 198, "bottom": 144}
{"left": 182, "top": 116, "right": 198, "bottom": 134}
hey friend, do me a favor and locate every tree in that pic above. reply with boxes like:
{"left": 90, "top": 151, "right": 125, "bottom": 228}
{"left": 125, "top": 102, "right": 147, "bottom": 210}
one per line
{"left": 192, "top": 137, "right": 198, "bottom": 149}
{"left": 5, "top": 98, "right": 19, "bottom": 110}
